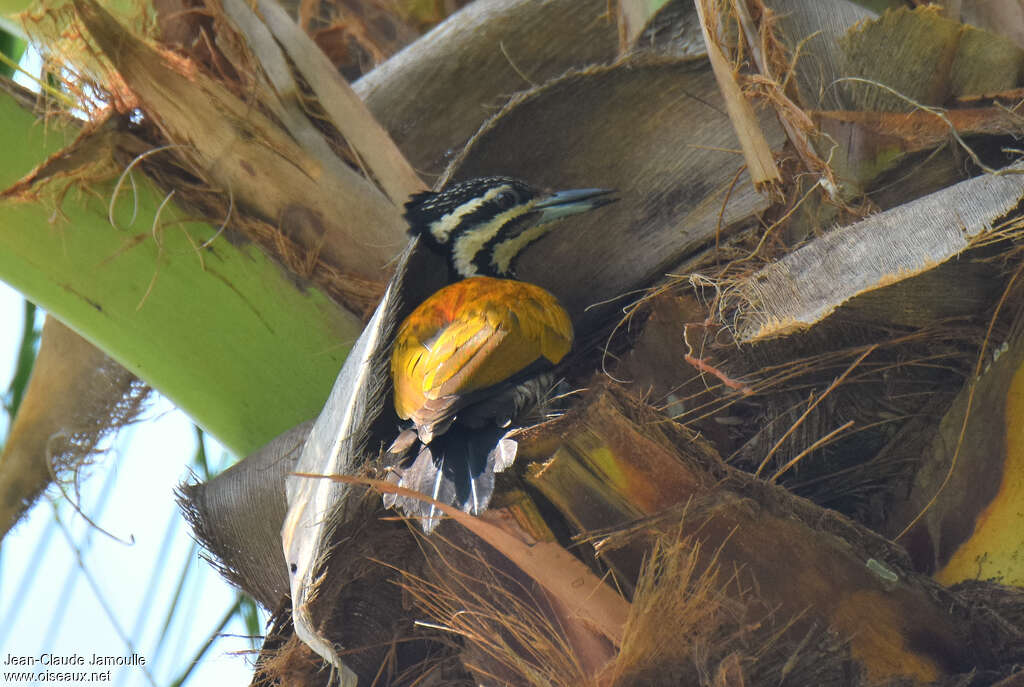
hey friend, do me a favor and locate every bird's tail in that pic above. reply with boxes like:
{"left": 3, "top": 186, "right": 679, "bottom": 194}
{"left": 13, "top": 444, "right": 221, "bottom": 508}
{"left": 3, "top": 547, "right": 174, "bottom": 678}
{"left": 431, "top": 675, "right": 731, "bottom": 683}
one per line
{"left": 383, "top": 426, "right": 517, "bottom": 532}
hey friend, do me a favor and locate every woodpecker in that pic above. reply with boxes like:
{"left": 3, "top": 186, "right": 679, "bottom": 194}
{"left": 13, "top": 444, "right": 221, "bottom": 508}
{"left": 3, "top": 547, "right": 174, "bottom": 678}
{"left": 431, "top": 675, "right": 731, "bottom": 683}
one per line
{"left": 385, "top": 176, "right": 615, "bottom": 530}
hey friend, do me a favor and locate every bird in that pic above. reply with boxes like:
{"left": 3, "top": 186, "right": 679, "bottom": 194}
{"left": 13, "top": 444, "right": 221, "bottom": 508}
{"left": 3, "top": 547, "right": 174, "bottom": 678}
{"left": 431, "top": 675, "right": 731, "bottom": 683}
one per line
{"left": 384, "top": 176, "right": 615, "bottom": 531}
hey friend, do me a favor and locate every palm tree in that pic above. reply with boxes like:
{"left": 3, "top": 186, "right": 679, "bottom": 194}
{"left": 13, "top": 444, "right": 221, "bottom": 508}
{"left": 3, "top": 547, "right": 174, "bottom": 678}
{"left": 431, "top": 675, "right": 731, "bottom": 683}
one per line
{"left": 3, "top": 0, "right": 1024, "bottom": 684}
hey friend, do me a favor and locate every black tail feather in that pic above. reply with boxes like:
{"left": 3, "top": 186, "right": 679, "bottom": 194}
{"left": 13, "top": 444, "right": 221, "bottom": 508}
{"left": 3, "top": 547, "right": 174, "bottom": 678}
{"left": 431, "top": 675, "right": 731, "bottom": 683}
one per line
{"left": 384, "top": 426, "right": 517, "bottom": 532}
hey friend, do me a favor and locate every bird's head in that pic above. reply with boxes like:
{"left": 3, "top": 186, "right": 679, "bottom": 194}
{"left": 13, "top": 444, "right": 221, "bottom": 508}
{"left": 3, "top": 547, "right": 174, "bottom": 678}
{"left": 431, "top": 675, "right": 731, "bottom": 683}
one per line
{"left": 404, "top": 176, "right": 615, "bottom": 279}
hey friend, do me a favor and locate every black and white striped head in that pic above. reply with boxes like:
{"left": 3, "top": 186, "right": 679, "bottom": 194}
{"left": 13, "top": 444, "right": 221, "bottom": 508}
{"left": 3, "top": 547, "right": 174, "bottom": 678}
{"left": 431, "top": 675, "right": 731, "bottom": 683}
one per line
{"left": 404, "top": 176, "right": 615, "bottom": 278}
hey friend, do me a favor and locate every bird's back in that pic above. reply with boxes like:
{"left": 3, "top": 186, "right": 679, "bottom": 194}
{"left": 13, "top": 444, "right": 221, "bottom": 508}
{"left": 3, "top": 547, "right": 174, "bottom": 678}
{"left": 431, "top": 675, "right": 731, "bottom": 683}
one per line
{"left": 391, "top": 275, "right": 572, "bottom": 440}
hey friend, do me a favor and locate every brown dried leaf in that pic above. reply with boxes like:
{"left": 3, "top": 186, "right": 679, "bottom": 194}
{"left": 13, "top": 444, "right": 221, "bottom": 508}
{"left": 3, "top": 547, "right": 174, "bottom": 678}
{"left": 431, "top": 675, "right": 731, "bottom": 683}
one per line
{"left": 839, "top": 6, "right": 1024, "bottom": 111}
{"left": 445, "top": 60, "right": 782, "bottom": 332}
{"left": 293, "top": 472, "right": 631, "bottom": 647}
{"left": 354, "top": 0, "right": 619, "bottom": 177}
{"left": 695, "top": 0, "right": 782, "bottom": 192}
{"left": 724, "top": 162, "right": 1024, "bottom": 341}
{"left": 0, "top": 316, "right": 149, "bottom": 537}
{"left": 72, "top": 0, "right": 407, "bottom": 287}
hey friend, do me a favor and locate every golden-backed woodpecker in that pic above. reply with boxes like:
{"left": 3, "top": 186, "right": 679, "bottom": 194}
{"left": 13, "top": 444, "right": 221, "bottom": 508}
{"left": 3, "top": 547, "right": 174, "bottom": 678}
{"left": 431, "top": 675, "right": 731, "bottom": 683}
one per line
{"left": 385, "top": 176, "right": 615, "bottom": 530}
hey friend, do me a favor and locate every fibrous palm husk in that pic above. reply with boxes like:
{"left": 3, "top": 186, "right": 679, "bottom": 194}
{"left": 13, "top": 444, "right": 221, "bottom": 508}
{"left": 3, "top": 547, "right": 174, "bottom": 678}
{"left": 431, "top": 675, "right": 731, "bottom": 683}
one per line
{"left": 0, "top": 316, "right": 149, "bottom": 537}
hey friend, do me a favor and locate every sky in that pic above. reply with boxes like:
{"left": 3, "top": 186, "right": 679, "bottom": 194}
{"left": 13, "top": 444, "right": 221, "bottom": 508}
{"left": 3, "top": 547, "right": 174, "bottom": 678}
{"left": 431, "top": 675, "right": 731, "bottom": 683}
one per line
{"left": 0, "top": 285, "right": 264, "bottom": 686}
{"left": 0, "top": 46, "right": 266, "bottom": 687}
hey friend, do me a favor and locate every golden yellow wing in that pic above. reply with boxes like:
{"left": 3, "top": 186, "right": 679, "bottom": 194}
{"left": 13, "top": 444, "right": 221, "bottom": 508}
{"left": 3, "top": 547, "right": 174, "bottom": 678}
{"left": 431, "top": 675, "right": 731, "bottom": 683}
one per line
{"left": 391, "top": 276, "right": 572, "bottom": 427}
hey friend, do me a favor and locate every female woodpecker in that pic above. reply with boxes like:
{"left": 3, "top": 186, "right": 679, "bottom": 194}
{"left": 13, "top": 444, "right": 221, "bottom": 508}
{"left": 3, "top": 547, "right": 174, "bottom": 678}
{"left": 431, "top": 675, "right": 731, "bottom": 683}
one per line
{"left": 386, "top": 176, "right": 614, "bottom": 530}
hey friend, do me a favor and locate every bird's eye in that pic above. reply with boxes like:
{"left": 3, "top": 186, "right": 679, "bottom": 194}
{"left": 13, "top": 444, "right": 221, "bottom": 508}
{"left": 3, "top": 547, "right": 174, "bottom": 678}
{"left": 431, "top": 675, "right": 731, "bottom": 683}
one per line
{"left": 495, "top": 189, "right": 519, "bottom": 209}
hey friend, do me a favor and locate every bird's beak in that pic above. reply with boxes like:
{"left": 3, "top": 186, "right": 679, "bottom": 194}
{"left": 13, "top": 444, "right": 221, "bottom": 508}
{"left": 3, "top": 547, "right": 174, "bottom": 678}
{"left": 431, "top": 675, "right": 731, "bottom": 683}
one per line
{"left": 533, "top": 187, "right": 617, "bottom": 224}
